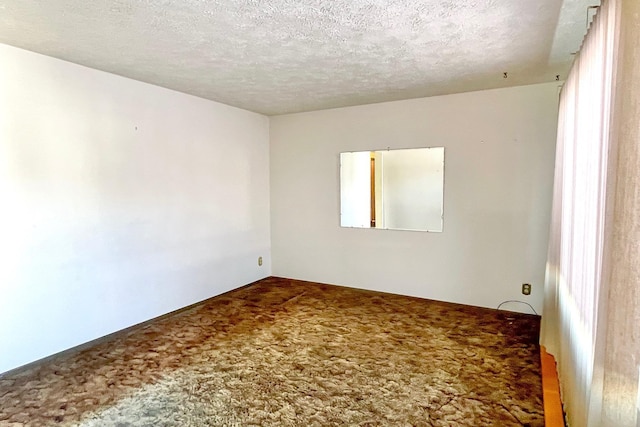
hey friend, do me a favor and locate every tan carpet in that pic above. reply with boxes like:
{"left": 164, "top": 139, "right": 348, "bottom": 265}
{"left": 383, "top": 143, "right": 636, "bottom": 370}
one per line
{"left": 0, "top": 277, "right": 543, "bottom": 426}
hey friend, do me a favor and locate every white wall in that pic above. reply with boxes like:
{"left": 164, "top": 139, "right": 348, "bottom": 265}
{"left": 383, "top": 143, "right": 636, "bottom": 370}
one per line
{"left": 0, "top": 44, "right": 271, "bottom": 374}
{"left": 270, "top": 83, "right": 559, "bottom": 314}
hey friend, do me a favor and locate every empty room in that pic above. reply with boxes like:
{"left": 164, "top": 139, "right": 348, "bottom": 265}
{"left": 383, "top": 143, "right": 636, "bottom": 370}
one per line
{"left": 1, "top": 0, "right": 638, "bottom": 426}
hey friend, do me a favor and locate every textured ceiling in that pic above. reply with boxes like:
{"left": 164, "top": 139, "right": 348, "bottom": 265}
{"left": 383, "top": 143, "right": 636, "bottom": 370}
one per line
{"left": 0, "top": 0, "right": 595, "bottom": 115}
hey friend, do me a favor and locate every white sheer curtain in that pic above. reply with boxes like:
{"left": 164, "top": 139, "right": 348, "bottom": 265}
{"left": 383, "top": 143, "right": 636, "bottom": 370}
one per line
{"left": 540, "top": 0, "right": 620, "bottom": 425}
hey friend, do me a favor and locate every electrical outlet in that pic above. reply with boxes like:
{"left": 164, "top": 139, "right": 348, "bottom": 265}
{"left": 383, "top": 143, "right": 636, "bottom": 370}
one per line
{"left": 258, "top": 256, "right": 263, "bottom": 267}
{"left": 522, "top": 283, "right": 532, "bottom": 296}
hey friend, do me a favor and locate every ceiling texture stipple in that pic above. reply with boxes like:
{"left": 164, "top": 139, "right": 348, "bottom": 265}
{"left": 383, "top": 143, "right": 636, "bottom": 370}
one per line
{"left": 0, "top": 0, "right": 596, "bottom": 115}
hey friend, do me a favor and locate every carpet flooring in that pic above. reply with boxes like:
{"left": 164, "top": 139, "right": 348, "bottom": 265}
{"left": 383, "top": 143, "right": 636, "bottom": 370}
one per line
{"left": 0, "top": 277, "right": 544, "bottom": 426}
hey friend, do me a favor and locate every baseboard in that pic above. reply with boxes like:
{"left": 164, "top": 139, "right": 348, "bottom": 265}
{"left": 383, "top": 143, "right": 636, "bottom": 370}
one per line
{"left": 0, "top": 278, "right": 265, "bottom": 379}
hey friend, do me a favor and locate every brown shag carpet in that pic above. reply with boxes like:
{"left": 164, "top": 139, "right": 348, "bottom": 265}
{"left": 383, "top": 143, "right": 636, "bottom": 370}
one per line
{"left": 0, "top": 277, "right": 543, "bottom": 426}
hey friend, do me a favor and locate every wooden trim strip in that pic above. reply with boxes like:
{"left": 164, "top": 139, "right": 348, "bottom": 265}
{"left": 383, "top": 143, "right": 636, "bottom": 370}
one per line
{"left": 370, "top": 152, "right": 376, "bottom": 228}
{"left": 541, "top": 345, "right": 565, "bottom": 426}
